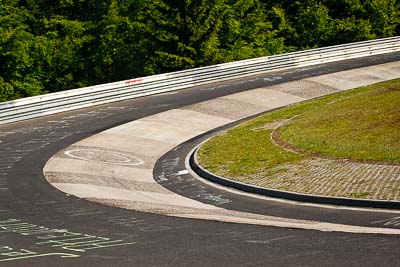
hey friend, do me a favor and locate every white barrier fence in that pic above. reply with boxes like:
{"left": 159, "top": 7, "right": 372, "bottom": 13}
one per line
{"left": 1, "top": 36, "right": 399, "bottom": 125}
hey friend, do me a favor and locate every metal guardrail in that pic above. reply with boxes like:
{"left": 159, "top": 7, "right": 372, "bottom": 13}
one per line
{"left": 1, "top": 36, "right": 399, "bottom": 125}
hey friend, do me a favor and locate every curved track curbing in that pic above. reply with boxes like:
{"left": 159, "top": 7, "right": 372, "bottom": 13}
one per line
{"left": 190, "top": 147, "right": 400, "bottom": 209}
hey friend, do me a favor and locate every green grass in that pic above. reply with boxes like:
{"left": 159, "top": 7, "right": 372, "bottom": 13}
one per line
{"left": 198, "top": 79, "right": 400, "bottom": 178}
{"left": 279, "top": 82, "right": 400, "bottom": 163}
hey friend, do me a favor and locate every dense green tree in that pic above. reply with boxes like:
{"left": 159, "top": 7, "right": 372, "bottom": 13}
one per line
{"left": 144, "top": 0, "right": 226, "bottom": 73}
{"left": 89, "top": 0, "right": 149, "bottom": 82}
{"left": 365, "top": 0, "right": 399, "bottom": 37}
{"left": 267, "top": 6, "right": 297, "bottom": 51}
{"left": 295, "top": 1, "right": 335, "bottom": 48}
{"left": 333, "top": 17, "right": 375, "bottom": 44}
{"left": 1, "top": 0, "right": 399, "bottom": 102}
{"left": 0, "top": 3, "right": 43, "bottom": 99}
{"left": 218, "top": 0, "right": 287, "bottom": 61}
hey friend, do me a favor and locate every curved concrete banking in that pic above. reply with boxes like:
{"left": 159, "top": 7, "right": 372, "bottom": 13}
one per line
{"left": 44, "top": 61, "right": 400, "bottom": 234}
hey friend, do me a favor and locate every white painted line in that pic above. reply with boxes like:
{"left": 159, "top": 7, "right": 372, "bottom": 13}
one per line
{"left": 107, "top": 107, "right": 126, "bottom": 110}
{"left": 263, "top": 76, "right": 283, "bottom": 82}
{"left": 64, "top": 149, "right": 145, "bottom": 166}
{"left": 246, "top": 235, "right": 296, "bottom": 244}
{"left": 52, "top": 183, "right": 219, "bottom": 210}
{"left": 173, "top": 213, "right": 400, "bottom": 235}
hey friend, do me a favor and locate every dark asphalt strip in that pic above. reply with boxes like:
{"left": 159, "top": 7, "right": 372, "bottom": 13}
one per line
{"left": 0, "top": 54, "right": 399, "bottom": 266}
{"left": 154, "top": 121, "right": 400, "bottom": 229}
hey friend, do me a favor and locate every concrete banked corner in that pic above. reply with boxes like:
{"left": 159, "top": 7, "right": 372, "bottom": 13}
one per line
{"left": 44, "top": 61, "right": 400, "bottom": 234}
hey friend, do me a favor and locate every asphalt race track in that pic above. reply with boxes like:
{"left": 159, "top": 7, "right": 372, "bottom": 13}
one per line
{"left": 0, "top": 53, "right": 400, "bottom": 266}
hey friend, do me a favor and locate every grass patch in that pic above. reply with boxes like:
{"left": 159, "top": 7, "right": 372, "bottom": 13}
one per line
{"left": 198, "top": 79, "right": 400, "bottom": 179}
{"left": 280, "top": 81, "right": 400, "bottom": 163}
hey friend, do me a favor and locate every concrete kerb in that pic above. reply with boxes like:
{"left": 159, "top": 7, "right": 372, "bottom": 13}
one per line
{"left": 189, "top": 145, "right": 400, "bottom": 210}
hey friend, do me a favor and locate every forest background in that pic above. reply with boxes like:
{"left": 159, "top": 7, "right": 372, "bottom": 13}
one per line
{"left": 1, "top": 0, "right": 399, "bottom": 102}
